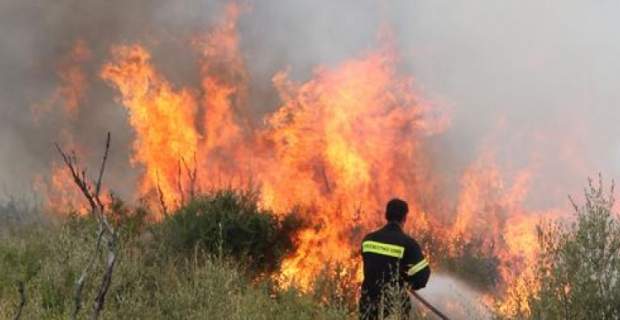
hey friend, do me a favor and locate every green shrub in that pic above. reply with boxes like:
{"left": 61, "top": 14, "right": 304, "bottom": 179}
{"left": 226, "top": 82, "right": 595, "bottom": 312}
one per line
{"left": 155, "top": 190, "right": 303, "bottom": 274}
{"left": 0, "top": 205, "right": 348, "bottom": 319}
{"left": 107, "top": 195, "right": 150, "bottom": 239}
{"left": 496, "top": 176, "right": 620, "bottom": 319}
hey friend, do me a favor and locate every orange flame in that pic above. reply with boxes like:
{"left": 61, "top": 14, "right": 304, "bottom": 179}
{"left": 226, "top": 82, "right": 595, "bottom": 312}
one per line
{"left": 99, "top": 4, "right": 449, "bottom": 286}
{"left": 33, "top": 39, "right": 91, "bottom": 120}
{"left": 101, "top": 45, "right": 200, "bottom": 207}
{"left": 38, "top": 4, "right": 572, "bottom": 308}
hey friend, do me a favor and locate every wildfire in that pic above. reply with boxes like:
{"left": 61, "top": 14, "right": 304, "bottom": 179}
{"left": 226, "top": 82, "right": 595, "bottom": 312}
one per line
{"left": 39, "top": 2, "right": 568, "bottom": 314}
{"left": 101, "top": 44, "right": 200, "bottom": 207}
{"left": 97, "top": 4, "right": 448, "bottom": 286}
{"left": 259, "top": 44, "right": 451, "bottom": 285}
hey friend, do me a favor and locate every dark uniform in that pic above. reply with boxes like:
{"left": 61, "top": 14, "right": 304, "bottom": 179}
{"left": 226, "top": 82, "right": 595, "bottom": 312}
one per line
{"left": 359, "top": 222, "right": 430, "bottom": 320}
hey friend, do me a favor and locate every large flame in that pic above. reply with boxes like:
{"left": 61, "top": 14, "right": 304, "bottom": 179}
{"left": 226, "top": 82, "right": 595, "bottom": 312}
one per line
{"left": 96, "top": 3, "right": 453, "bottom": 287}
{"left": 101, "top": 45, "right": 200, "bottom": 207}
{"left": 260, "top": 45, "right": 450, "bottom": 284}
{"left": 40, "top": 3, "right": 571, "bottom": 314}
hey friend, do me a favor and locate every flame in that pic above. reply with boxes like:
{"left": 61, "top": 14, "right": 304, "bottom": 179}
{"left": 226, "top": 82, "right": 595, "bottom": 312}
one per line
{"left": 97, "top": 2, "right": 450, "bottom": 286}
{"left": 33, "top": 131, "right": 90, "bottom": 214}
{"left": 260, "top": 46, "right": 449, "bottom": 285}
{"left": 194, "top": 2, "right": 250, "bottom": 183}
{"left": 101, "top": 45, "right": 200, "bottom": 207}
{"left": 37, "top": 3, "right": 576, "bottom": 312}
{"left": 33, "top": 163, "right": 87, "bottom": 214}
{"left": 33, "top": 39, "right": 91, "bottom": 120}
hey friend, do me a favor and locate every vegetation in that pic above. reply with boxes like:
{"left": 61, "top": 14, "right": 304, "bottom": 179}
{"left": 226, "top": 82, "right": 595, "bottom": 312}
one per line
{"left": 496, "top": 176, "right": 620, "bottom": 319}
{"left": 5, "top": 164, "right": 618, "bottom": 320}
{"left": 155, "top": 190, "right": 303, "bottom": 275}
{"left": 0, "top": 192, "right": 349, "bottom": 320}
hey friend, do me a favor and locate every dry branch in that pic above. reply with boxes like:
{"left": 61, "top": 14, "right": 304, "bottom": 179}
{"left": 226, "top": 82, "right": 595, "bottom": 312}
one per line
{"left": 156, "top": 171, "right": 168, "bottom": 217}
{"left": 182, "top": 153, "right": 198, "bottom": 199}
{"left": 56, "top": 132, "right": 118, "bottom": 320}
{"left": 91, "top": 240, "right": 117, "bottom": 320}
{"left": 177, "top": 159, "right": 185, "bottom": 207}
{"left": 95, "top": 132, "right": 111, "bottom": 198}
{"left": 72, "top": 226, "right": 104, "bottom": 320}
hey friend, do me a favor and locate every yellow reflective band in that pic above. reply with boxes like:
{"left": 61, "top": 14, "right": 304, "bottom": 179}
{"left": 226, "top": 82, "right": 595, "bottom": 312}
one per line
{"left": 362, "top": 241, "right": 405, "bottom": 258}
{"left": 407, "top": 258, "right": 429, "bottom": 276}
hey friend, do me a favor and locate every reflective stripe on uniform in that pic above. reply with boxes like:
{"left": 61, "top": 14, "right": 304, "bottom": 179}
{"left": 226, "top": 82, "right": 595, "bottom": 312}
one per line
{"left": 362, "top": 241, "right": 405, "bottom": 258}
{"left": 407, "top": 258, "right": 429, "bottom": 276}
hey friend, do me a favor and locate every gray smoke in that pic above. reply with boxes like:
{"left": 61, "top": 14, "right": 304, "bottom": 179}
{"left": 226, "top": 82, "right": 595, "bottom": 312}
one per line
{"left": 1, "top": 0, "right": 619, "bottom": 210}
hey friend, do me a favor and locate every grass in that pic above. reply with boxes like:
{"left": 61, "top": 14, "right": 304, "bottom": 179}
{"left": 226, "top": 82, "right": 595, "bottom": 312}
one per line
{"left": 0, "top": 211, "right": 351, "bottom": 319}
{"left": 0, "top": 189, "right": 447, "bottom": 319}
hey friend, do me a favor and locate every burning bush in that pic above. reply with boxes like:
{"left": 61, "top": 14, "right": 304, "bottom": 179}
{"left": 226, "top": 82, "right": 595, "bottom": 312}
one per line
{"left": 154, "top": 189, "right": 304, "bottom": 275}
{"left": 497, "top": 176, "right": 620, "bottom": 319}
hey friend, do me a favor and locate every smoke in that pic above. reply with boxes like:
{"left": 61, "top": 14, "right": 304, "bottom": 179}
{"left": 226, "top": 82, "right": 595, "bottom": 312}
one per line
{"left": 392, "top": 0, "right": 620, "bottom": 209}
{"left": 1, "top": 1, "right": 619, "bottom": 209}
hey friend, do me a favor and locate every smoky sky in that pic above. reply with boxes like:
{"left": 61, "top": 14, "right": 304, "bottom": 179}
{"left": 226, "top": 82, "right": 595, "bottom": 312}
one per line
{"left": 1, "top": 0, "right": 619, "bottom": 209}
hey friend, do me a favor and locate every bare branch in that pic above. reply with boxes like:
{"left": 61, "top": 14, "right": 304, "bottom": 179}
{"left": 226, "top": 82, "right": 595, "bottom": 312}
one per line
{"left": 55, "top": 143, "right": 97, "bottom": 215}
{"left": 177, "top": 158, "right": 185, "bottom": 207}
{"left": 90, "top": 236, "right": 117, "bottom": 320}
{"left": 72, "top": 226, "right": 105, "bottom": 320}
{"left": 156, "top": 171, "right": 168, "bottom": 217}
{"left": 319, "top": 165, "right": 331, "bottom": 194}
{"left": 95, "top": 132, "right": 111, "bottom": 198}
{"left": 56, "top": 132, "right": 119, "bottom": 320}
{"left": 182, "top": 153, "right": 198, "bottom": 200}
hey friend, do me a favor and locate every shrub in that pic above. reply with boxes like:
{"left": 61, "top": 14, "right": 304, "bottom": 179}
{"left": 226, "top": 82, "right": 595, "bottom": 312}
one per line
{"left": 496, "top": 176, "right": 620, "bottom": 319}
{"left": 155, "top": 190, "right": 303, "bottom": 274}
{"left": 0, "top": 206, "right": 347, "bottom": 319}
{"left": 107, "top": 195, "right": 150, "bottom": 239}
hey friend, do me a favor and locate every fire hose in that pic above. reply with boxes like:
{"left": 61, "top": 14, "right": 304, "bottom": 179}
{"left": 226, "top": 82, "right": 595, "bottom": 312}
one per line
{"left": 408, "top": 290, "right": 451, "bottom": 320}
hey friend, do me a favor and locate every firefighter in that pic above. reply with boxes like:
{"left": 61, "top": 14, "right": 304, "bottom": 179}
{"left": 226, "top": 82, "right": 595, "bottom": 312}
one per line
{"left": 359, "top": 198, "right": 431, "bottom": 320}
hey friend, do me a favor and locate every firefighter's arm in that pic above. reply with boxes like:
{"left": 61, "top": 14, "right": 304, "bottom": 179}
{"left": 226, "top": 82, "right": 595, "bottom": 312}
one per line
{"left": 403, "top": 240, "right": 430, "bottom": 290}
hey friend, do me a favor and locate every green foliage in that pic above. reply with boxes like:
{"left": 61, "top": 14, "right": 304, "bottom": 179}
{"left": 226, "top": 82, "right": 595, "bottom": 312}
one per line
{"left": 0, "top": 190, "right": 347, "bottom": 320}
{"left": 107, "top": 195, "right": 149, "bottom": 239}
{"left": 497, "top": 176, "right": 620, "bottom": 319}
{"left": 155, "top": 190, "right": 303, "bottom": 274}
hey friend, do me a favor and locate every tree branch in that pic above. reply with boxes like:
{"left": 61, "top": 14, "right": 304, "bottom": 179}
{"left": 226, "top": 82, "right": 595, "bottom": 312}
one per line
{"left": 56, "top": 132, "right": 118, "bottom": 320}
{"left": 71, "top": 226, "right": 104, "bottom": 320}
{"left": 95, "top": 132, "right": 111, "bottom": 198}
